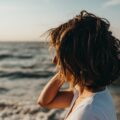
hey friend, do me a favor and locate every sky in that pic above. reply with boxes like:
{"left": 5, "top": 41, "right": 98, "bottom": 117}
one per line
{"left": 0, "top": 0, "right": 120, "bottom": 41}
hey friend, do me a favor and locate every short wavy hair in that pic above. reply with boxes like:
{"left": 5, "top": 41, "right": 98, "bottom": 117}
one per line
{"left": 48, "top": 10, "right": 120, "bottom": 92}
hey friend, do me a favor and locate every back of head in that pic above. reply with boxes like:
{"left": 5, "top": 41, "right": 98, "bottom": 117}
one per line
{"left": 49, "top": 10, "right": 120, "bottom": 92}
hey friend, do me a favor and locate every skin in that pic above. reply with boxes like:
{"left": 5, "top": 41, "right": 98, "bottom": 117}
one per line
{"left": 37, "top": 71, "right": 74, "bottom": 109}
{"left": 37, "top": 69, "right": 106, "bottom": 120}
{"left": 37, "top": 70, "right": 95, "bottom": 109}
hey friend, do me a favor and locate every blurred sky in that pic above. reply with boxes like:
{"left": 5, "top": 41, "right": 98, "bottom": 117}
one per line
{"left": 0, "top": 0, "right": 120, "bottom": 41}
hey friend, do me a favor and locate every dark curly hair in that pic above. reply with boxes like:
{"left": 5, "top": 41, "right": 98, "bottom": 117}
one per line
{"left": 47, "top": 10, "right": 120, "bottom": 93}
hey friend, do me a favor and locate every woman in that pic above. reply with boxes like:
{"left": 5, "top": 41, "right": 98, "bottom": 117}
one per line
{"left": 37, "top": 10, "right": 120, "bottom": 120}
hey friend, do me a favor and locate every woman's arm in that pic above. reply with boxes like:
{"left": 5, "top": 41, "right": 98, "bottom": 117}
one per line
{"left": 37, "top": 72, "right": 74, "bottom": 109}
{"left": 37, "top": 72, "right": 65, "bottom": 105}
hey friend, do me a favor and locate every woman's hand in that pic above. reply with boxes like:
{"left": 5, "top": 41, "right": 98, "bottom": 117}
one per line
{"left": 37, "top": 71, "right": 74, "bottom": 109}
{"left": 37, "top": 71, "right": 66, "bottom": 106}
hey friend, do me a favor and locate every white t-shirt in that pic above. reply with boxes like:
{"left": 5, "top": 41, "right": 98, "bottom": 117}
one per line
{"left": 64, "top": 87, "right": 117, "bottom": 120}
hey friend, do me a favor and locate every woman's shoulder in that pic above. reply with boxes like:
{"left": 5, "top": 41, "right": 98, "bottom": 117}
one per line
{"left": 64, "top": 87, "right": 117, "bottom": 120}
{"left": 87, "top": 87, "right": 117, "bottom": 120}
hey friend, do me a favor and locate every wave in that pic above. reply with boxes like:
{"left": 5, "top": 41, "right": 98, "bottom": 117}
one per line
{"left": 0, "top": 54, "right": 33, "bottom": 60}
{"left": 0, "top": 87, "right": 9, "bottom": 94}
{"left": 0, "top": 70, "right": 54, "bottom": 80}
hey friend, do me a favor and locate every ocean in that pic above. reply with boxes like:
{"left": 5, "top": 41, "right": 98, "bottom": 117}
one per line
{"left": 0, "top": 42, "right": 119, "bottom": 120}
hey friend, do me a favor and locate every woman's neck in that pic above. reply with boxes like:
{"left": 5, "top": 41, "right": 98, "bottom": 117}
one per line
{"left": 75, "top": 85, "right": 106, "bottom": 98}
